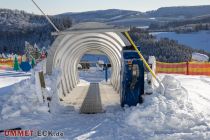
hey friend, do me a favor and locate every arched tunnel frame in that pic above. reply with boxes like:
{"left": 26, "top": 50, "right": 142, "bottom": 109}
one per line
{"left": 46, "top": 23, "right": 131, "bottom": 98}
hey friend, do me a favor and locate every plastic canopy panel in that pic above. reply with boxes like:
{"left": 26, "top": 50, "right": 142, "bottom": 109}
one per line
{"left": 46, "top": 22, "right": 130, "bottom": 97}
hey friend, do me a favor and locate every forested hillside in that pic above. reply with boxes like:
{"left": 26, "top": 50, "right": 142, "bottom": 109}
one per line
{"left": 0, "top": 9, "right": 210, "bottom": 62}
{"left": 0, "top": 9, "right": 72, "bottom": 54}
{"left": 149, "top": 15, "right": 210, "bottom": 33}
{"left": 62, "top": 5, "right": 210, "bottom": 25}
{"left": 130, "top": 28, "right": 210, "bottom": 62}
{"left": 147, "top": 5, "right": 210, "bottom": 18}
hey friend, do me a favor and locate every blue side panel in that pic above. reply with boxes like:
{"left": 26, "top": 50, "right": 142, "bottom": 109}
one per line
{"left": 121, "top": 51, "right": 144, "bottom": 107}
{"left": 20, "top": 62, "right": 31, "bottom": 72}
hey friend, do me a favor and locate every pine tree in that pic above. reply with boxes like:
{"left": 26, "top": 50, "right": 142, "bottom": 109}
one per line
{"left": 13, "top": 55, "right": 20, "bottom": 71}
{"left": 31, "top": 57, "right": 36, "bottom": 68}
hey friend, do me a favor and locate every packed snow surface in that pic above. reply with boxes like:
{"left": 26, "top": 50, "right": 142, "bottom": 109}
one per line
{"left": 151, "top": 31, "right": 210, "bottom": 52}
{"left": 0, "top": 68, "right": 210, "bottom": 139}
{"left": 0, "top": 70, "right": 30, "bottom": 88}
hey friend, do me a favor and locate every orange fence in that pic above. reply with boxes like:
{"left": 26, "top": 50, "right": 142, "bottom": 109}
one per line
{"left": 156, "top": 61, "right": 210, "bottom": 76}
{"left": 0, "top": 59, "right": 13, "bottom": 67}
{"left": 156, "top": 62, "right": 187, "bottom": 75}
{"left": 188, "top": 62, "right": 210, "bottom": 76}
{"left": 0, "top": 56, "right": 22, "bottom": 70}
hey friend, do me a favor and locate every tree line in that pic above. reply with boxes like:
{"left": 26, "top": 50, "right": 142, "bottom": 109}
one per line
{"left": 0, "top": 9, "right": 72, "bottom": 55}
{"left": 129, "top": 27, "right": 210, "bottom": 62}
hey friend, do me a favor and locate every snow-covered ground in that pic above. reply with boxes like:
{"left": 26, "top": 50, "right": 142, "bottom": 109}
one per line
{"left": 0, "top": 70, "right": 31, "bottom": 88}
{"left": 79, "top": 67, "right": 111, "bottom": 83}
{"left": 151, "top": 31, "right": 210, "bottom": 52}
{"left": 0, "top": 70, "right": 31, "bottom": 115}
{"left": 0, "top": 69, "right": 210, "bottom": 139}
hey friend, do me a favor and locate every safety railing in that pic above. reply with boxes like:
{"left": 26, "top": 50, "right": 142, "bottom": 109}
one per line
{"left": 156, "top": 61, "right": 210, "bottom": 76}
{"left": 0, "top": 56, "right": 22, "bottom": 70}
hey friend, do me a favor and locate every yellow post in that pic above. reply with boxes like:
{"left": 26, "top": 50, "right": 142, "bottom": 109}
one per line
{"left": 124, "top": 32, "right": 157, "bottom": 79}
{"left": 124, "top": 31, "right": 165, "bottom": 94}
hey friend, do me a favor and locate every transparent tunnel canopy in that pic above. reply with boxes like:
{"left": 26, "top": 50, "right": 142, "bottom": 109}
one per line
{"left": 46, "top": 22, "right": 131, "bottom": 97}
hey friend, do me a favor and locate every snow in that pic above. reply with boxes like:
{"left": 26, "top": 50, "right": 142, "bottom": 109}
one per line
{"left": 149, "top": 17, "right": 156, "bottom": 20}
{"left": 0, "top": 70, "right": 31, "bottom": 116}
{"left": 79, "top": 67, "right": 111, "bottom": 83}
{"left": 0, "top": 68, "right": 210, "bottom": 139}
{"left": 127, "top": 75, "right": 209, "bottom": 139}
{"left": 0, "top": 70, "right": 30, "bottom": 88}
{"left": 192, "top": 52, "right": 209, "bottom": 62}
{"left": 151, "top": 31, "right": 210, "bottom": 52}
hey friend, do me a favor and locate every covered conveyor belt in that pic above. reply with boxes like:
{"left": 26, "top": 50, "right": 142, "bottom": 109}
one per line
{"left": 46, "top": 22, "right": 131, "bottom": 98}
{"left": 80, "top": 83, "right": 103, "bottom": 113}
{"left": 62, "top": 82, "right": 120, "bottom": 113}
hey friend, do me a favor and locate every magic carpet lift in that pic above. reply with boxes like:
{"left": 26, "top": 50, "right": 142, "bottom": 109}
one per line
{"left": 31, "top": 0, "right": 165, "bottom": 108}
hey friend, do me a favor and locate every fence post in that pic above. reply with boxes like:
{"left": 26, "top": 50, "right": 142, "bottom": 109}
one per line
{"left": 186, "top": 61, "right": 189, "bottom": 75}
{"left": 105, "top": 64, "right": 108, "bottom": 82}
{"left": 35, "top": 71, "right": 44, "bottom": 103}
{"left": 39, "top": 71, "right": 46, "bottom": 89}
{"left": 39, "top": 71, "right": 51, "bottom": 112}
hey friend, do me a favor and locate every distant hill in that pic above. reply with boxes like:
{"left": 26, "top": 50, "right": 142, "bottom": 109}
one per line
{"left": 60, "top": 9, "right": 145, "bottom": 23}
{"left": 147, "top": 6, "right": 210, "bottom": 31}
{"left": 147, "top": 5, "right": 210, "bottom": 18}
{"left": 1, "top": 5, "right": 210, "bottom": 58}
{"left": 0, "top": 9, "right": 72, "bottom": 33}
{"left": 0, "top": 9, "right": 48, "bottom": 33}
{"left": 60, "top": 5, "right": 210, "bottom": 26}
{"left": 1, "top": 5, "right": 210, "bottom": 31}
{"left": 59, "top": 9, "right": 151, "bottom": 26}
{"left": 0, "top": 9, "right": 72, "bottom": 54}
{"left": 130, "top": 28, "right": 210, "bottom": 62}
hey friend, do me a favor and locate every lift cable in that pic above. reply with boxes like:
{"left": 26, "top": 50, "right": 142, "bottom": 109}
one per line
{"left": 31, "top": 0, "right": 60, "bottom": 32}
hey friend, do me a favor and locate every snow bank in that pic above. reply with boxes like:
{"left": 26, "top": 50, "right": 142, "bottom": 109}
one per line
{"left": 44, "top": 69, "right": 69, "bottom": 114}
{"left": 192, "top": 52, "right": 209, "bottom": 62}
{"left": 0, "top": 61, "right": 63, "bottom": 119}
{"left": 126, "top": 75, "right": 207, "bottom": 138}
{"left": 1, "top": 64, "right": 210, "bottom": 139}
{"left": 1, "top": 73, "right": 49, "bottom": 119}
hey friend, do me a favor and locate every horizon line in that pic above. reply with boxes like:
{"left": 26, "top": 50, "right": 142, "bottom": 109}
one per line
{"left": 1, "top": 4, "right": 210, "bottom": 16}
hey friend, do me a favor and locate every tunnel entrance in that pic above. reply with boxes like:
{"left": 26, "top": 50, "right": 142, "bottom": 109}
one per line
{"left": 46, "top": 22, "right": 131, "bottom": 113}
{"left": 79, "top": 51, "right": 112, "bottom": 83}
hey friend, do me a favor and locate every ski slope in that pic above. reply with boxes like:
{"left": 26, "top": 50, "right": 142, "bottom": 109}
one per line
{"left": 151, "top": 31, "right": 210, "bottom": 52}
{"left": 0, "top": 70, "right": 31, "bottom": 88}
{"left": 0, "top": 69, "right": 210, "bottom": 139}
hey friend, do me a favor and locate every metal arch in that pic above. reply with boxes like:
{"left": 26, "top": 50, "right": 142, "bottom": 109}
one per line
{"left": 60, "top": 43, "right": 119, "bottom": 94}
{"left": 55, "top": 39, "right": 121, "bottom": 93}
{"left": 52, "top": 33, "right": 124, "bottom": 94}
{"left": 70, "top": 44, "right": 121, "bottom": 91}
{"left": 61, "top": 44, "right": 119, "bottom": 95}
{"left": 46, "top": 30, "right": 130, "bottom": 97}
{"left": 53, "top": 33, "right": 123, "bottom": 68}
{"left": 62, "top": 40, "right": 122, "bottom": 89}
{"left": 70, "top": 45, "right": 116, "bottom": 86}
{"left": 59, "top": 41, "right": 121, "bottom": 94}
{"left": 51, "top": 46, "right": 120, "bottom": 96}
{"left": 46, "top": 32, "right": 128, "bottom": 74}
{"left": 67, "top": 45, "right": 118, "bottom": 94}
{"left": 74, "top": 44, "right": 118, "bottom": 82}
{"left": 46, "top": 35, "right": 65, "bottom": 74}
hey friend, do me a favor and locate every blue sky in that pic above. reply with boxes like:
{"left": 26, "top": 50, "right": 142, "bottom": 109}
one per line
{"left": 1, "top": 0, "right": 210, "bottom": 15}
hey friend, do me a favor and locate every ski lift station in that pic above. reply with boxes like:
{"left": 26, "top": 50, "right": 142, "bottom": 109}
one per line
{"left": 46, "top": 22, "right": 157, "bottom": 113}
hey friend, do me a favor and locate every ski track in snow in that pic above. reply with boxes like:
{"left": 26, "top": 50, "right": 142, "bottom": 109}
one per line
{"left": 0, "top": 69, "right": 210, "bottom": 139}
{"left": 0, "top": 70, "right": 31, "bottom": 88}
{"left": 173, "top": 75, "right": 210, "bottom": 125}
